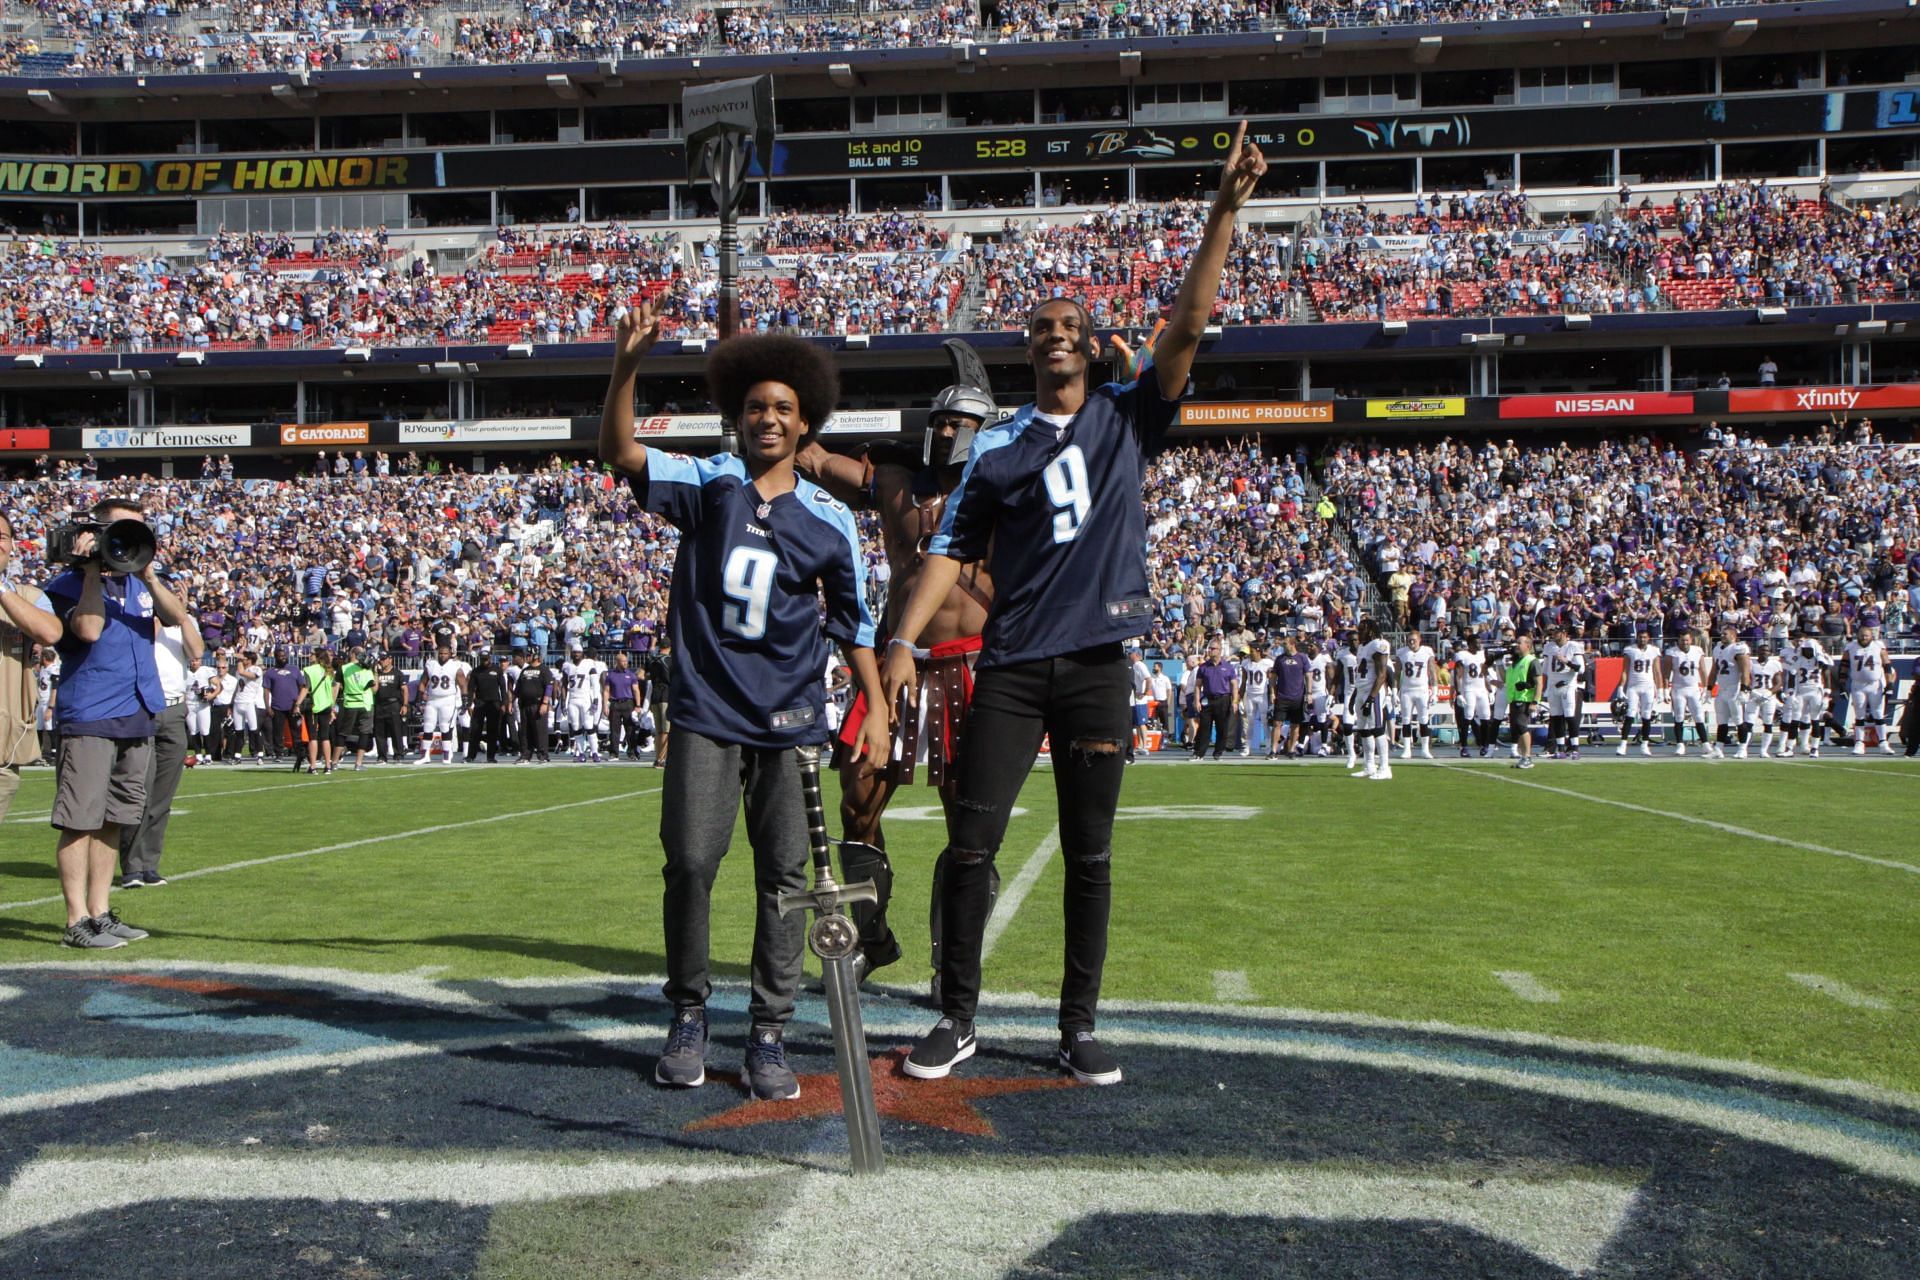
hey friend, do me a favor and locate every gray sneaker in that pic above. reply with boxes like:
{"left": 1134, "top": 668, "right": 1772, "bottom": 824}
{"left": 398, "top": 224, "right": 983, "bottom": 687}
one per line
{"left": 61, "top": 918, "right": 127, "bottom": 949}
{"left": 653, "top": 1006, "right": 708, "bottom": 1088}
{"left": 744, "top": 1025, "right": 800, "bottom": 1101}
{"left": 96, "top": 911, "right": 148, "bottom": 942}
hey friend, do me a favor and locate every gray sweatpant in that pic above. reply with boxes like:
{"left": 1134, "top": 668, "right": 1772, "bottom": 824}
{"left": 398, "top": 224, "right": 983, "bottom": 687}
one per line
{"left": 659, "top": 728, "right": 810, "bottom": 1027}
{"left": 121, "top": 701, "right": 188, "bottom": 880}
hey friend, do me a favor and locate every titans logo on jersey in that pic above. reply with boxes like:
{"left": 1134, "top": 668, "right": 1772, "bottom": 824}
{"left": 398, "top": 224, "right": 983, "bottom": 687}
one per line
{"left": 930, "top": 376, "right": 1187, "bottom": 668}
{"left": 633, "top": 453, "right": 876, "bottom": 748}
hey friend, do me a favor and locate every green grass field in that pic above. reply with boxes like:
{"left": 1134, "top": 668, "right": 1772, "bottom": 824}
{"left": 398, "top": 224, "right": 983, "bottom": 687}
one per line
{"left": 3, "top": 755, "right": 1915, "bottom": 1093}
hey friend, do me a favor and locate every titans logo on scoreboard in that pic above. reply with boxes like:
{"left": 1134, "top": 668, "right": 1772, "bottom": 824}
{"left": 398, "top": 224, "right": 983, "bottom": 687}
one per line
{"left": 1, "top": 966, "right": 1916, "bottom": 1277}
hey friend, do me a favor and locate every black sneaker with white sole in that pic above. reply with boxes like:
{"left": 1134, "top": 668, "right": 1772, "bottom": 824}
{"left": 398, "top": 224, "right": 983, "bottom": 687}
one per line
{"left": 653, "top": 1006, "right": 708, "bottom": 1087}
{"left": 903, "top": 1017, "right": 976, "bottom": 1080}
{"left": 1058, "top": 1030, "right": 1123, "bottom": 1085}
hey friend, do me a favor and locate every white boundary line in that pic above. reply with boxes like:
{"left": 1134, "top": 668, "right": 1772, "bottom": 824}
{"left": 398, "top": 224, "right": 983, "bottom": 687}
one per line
{"left": 2, "top": 768, "right": 470, "bottom": 824}
{"left": 1212, "top": 969, "right": 1255, "bottom": 1002}
{"left": 1492, "top": 970, "right": 1562, "bottom": 1004}
{"left": 1444, "top": 764, "right": 1920, "bottom": 877}
{"left": 1775, "top": 759, "right": 1920, "bottom": 781}
{"left": 1788, "top": 972, "right": 1892, "bottom": 1011}
{"left": 0, "top": 787, "right": 661, "bottom": 912}
{"left": 980, "top": 825, "right": 1059, "bottom": 963}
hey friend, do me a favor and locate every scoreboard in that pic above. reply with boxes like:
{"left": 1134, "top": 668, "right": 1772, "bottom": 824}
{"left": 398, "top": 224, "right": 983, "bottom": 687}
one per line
{"left": 1, "top": 87, "right": 1907, "bottom": 197}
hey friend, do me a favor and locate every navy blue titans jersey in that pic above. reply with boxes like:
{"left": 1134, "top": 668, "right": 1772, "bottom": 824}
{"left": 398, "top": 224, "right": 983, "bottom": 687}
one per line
{"left": 633, "top": 452, "right": 876, "bottom": 748}
{"left": 930, "top": 375, "right": 1186, "bottom": 668}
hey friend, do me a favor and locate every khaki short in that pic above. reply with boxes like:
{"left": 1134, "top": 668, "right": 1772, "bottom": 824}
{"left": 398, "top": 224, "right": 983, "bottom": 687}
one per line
{"left": 0, "top": 763, "right": 18, "bottom": 823}
{"left": 52, "top": 735, "right": 151, "bottom": 832}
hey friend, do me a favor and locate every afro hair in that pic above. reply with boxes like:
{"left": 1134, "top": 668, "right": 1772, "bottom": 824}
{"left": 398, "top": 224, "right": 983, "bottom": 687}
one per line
{"left": 705, "top": 334, "right": 840, "bottom": 437}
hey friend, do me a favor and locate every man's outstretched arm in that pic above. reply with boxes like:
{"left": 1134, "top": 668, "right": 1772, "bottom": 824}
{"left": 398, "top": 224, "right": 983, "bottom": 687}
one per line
{"left": 1147, "top": 121, "right": 1267, "bottom": 402}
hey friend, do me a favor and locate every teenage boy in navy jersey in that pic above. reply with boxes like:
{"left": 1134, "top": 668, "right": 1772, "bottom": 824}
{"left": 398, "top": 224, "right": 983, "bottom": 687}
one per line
{"left": 600, "top": 296, "right": 891, "bottom": 1102}
{"left": 884, "top": 124, "right": 1268, "bottom": 1086}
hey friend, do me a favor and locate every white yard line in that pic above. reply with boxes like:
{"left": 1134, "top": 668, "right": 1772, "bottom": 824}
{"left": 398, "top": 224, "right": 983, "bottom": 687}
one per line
{"left": 0, "top": 787, "right": 661, "bottom": 912}
{"left": 3, "top": 767, "right": 481, "bottom": 823}
{"left": 1774, "top": 759, "right": 1920, "bottom": 781}
{"left": 1445, "top": 764, "right": 1920, "bottom": 877}
{"left": 979, "top": 825, "right": 1060, "bottom": 964}
{"left": 1787, "top": 972, "right": 1891, "bottom": 1011}
{"left": 1212, "top": 969, "right": 1256, "bottom": 1002}
{"left": 1492, "top": 970, "right": 1562, "bottom": 1004}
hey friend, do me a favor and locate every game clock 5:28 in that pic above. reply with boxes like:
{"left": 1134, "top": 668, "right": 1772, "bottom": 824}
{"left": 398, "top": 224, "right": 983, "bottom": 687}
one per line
{"left": 976, "top": 138, "right": 1029, "bottom": 159}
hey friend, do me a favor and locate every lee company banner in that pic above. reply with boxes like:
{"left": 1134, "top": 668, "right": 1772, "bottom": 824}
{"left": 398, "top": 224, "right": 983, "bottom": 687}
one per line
{"left": 1180, "top": 402, "right": 1334, "bottom": 426}
{"left": 1498, "top": 392, "right": 1696, "bottom": 419}
{"left": 1725, "top": 384, "right": 1920, "bottom": 414}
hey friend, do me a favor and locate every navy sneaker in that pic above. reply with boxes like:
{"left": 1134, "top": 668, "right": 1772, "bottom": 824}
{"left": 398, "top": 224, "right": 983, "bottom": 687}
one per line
{"left": 904, "top": 1017, "right": 976, "bottom": 1080}
{"left": 1059, "top": 1030, "right": 1123, "bottom": 1085}
{"left": 744, "top": 1025, "right": 800, "bottom": 1101}
{"left": 142, "top": 873, "right": 169, "bottom": 887}
{"left": 119, "top": 875, "right": 144, "bottom": 890}
{"left": 653, "top": 1006, "right": 708, "bottom": 1088}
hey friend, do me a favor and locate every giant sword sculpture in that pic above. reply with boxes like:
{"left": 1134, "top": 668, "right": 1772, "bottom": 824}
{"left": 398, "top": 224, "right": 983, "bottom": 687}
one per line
{"left": 779, "top": 744, "right": 885, "bottom": 1175}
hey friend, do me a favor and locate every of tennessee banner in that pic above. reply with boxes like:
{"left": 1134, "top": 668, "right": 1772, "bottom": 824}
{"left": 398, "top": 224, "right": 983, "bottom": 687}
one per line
{"left": 1366, "top": 397, "right": 1466, "bottom": 420}
{"left": 1725, "top": 383, "right": 1920, "bottom": 414}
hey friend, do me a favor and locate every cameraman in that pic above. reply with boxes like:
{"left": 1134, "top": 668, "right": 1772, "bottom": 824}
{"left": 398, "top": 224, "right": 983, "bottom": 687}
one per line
{"left": 0, "top": 511, "right": 62, "bottom": 823}
{"left": 43, "top": 497, "right": 191, "bottom": 949}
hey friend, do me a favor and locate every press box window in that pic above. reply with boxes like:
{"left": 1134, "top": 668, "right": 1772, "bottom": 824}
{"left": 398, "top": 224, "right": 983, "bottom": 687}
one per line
{"left": 854, "top": 94, "right": 943, "bottom": 133}
{"left": 1132, "top": 82, "right": 1225, "bottom": 123}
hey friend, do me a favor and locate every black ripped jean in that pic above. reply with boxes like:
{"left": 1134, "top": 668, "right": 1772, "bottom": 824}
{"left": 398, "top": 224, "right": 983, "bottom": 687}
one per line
{"left": 936, "top": 643, "right": 1129, "bottom": 1033}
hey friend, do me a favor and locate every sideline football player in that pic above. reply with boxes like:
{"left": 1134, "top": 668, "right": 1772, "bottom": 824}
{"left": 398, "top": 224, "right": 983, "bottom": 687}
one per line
{"left": 881, "top": 122, "right": 1267, "bottom": 1087}
{"left": 599, "top": 295, "right": 889, "bottom": 1102}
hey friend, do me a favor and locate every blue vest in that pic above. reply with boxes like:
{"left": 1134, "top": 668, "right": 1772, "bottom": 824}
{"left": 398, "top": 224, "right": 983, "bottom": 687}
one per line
{"left": 45, "top": 570, "right": 166, "bottom": 730}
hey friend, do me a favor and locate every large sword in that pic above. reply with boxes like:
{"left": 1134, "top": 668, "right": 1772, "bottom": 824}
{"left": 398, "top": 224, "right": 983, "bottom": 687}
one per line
{"left": 779, "top": 744, "right": 885, "bottom": 1175}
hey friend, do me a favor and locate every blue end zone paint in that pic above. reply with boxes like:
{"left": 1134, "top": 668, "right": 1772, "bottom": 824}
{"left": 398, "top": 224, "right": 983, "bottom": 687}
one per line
{"left": 2, "top": 966, "right": 1918, "bottom": 1277}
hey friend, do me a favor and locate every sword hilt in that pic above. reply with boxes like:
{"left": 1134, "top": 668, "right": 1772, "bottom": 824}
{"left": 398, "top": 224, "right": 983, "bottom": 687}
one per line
{"left": 795, "top": 744, "right": 837, "bottom": 880}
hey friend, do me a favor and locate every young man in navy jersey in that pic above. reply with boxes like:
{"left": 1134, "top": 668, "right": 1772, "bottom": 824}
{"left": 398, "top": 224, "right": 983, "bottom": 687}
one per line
{"left": 600, "top": 295, "right": 890, "bottom": 1102}
{"left": 883, "top": 123, "right": 1268, "bottom": 1086}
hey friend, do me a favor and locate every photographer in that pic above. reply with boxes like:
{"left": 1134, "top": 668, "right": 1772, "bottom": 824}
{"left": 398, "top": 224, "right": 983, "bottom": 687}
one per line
{"left": 43, "top": 497, "right": 191, "bottom": 949}
{"left": 0, "top": 511, "right": 62, "bottom": 824}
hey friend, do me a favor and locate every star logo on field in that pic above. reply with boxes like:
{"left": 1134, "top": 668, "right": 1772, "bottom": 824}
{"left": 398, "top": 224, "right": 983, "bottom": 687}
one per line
{"left": 686, "top": 1048, "right": 1080, "bottom": 1138}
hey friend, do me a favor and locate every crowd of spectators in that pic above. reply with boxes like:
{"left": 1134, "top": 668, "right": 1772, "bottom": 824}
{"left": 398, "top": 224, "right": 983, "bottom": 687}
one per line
{"left": 970, "top": 201, "right": 1296, "bottom": 330}
{"left": 2, "top": 423, "right": 1916, "bottom": 696}
{"left": 3, "top": 188, "right": 1915, "bottom": 349}
{"left": 1299, "top": 184, "right": 1920, "bottom": 321}
{"left": 1321, "top": 422, "right": 1920, "bottom": 652}
{"left": 10, "top": 0, "right": 431, "bottom": 75}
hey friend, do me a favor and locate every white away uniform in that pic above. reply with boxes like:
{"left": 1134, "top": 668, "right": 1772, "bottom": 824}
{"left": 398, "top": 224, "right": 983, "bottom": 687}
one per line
{"left": 562, "top": 656, "right": 607, "bottom": 732}
{"left": 1394, "top": 644, "right": 1436, "bottom": 737}
{"left": 1666, "top": 644, "right": 1707, "bottom": 726}
{"left": 1621, "top": 643, "right": 1662, "bottom": 721}
{"left": 1453, "top": 648, "right": 1491, "bottom": 721}
{"left": 420, "top": 657, "right": 468, "bottom": 737}
{"left": 1710, "top": 641, "right": 1750, "bottom": 729}
{"left": 1843, "top": 638, "right": 1889, "bottom": 726}
{"left": 1542, "top": 639, "right": 1585, "bottom": 719}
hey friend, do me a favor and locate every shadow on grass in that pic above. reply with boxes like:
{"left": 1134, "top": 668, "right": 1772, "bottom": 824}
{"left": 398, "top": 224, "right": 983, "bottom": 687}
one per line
{"left": 0, "top": 916, "right": 64, "bottom": 944}
{"left": 147, "top": 930, "right": 748, "bottom": 979}
{"left": 0, "top": 861, "right": 55, "bottom": 881}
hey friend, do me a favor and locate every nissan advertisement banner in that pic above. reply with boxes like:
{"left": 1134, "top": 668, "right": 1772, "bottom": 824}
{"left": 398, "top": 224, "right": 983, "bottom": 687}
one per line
{"left": 1499, "top": 392, "right": 1696, "bottom": 419}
